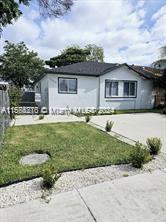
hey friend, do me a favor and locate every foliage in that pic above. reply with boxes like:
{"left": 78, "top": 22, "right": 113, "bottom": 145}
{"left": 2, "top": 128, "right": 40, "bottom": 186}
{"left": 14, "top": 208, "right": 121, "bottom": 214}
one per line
{"left": 0, "top": 0, "right": 73, "bottom": 31}
{"left": 105, "top": 120, "right": 114, "bottom": 132}
{"left": 162, "top": 107, "right": 166, "bottom": 114}
{"left": 0, "top": 122, "right": 133, "bottom": 185}
{"left": 85, "top": 115, "right": 91, "bottom": 123}
{"left": 130, "top": 142, "right": 152, "bottom": 168}
{"left": 45, "top": 46, "right": 90, "bottom": 67}
{"left": 39, "top": 114, "right": 44, "bottom": 120}
{"left": 42, "top": 165, "right": 60, "bottom": 189}
{"left": 36, "top": 0, "right": 73, "bottom": 18}
{"left": 8, "top": 86, "right": 21, "bottom": 107}
{"left": 1, "top": 41, "right": 44, "bottom": 87}
{"left": 85, "top": 44, "right": 104, "bottom": 62}
{"left": 154, "top": 69, "right": 166, "bottom": 90}
{"left": 147, "top": 137, "right": 162, "bottom": 155}
{"left": 8, "top": 86, "right": 21, "bottom": 119}
{"left": 45, "top": 44, "right": 105, "bottom": 67}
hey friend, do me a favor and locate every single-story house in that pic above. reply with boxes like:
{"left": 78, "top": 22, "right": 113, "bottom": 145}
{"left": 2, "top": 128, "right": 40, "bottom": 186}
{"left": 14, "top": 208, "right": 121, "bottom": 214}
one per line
{"left": 34, "top": 61, "right": 156, "bottom": 111}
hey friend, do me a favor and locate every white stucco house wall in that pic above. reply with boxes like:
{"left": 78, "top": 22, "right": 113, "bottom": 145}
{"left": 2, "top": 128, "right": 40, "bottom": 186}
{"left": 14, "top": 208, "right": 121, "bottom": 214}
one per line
{"left": 34, "top": 61, "right": 155, "bottom": 111}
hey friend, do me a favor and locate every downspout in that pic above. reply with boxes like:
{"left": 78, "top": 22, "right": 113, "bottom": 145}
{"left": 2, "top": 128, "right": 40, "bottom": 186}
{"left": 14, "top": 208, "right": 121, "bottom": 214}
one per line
{"left": 97, "top": 76, "right": 100, "bottom": 109}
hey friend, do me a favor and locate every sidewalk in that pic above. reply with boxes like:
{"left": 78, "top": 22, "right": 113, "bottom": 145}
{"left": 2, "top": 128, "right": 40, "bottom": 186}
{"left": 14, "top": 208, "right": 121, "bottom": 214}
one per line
{"left": 14, "top": 114, "right": 83, "bottom": 126}
{"left": 1, "top": 170, "right": 166, "bottom": 222}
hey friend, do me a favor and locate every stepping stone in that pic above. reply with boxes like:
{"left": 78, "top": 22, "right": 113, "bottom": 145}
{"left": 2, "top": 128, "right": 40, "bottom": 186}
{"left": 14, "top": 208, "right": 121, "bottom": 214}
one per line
{"left": 20, "top": 153, "right": 50, "bottom": 166}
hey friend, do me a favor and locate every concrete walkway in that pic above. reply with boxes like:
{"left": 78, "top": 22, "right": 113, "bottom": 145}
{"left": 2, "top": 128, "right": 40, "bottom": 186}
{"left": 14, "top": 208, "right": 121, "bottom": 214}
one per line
{"left": 1, "top": 170, "right": 166, "bottom": 222}
{"left": 14, "top": 115, "right": 83, "bottom": 126}
{"left": 90, "top": 113, "right": 166, "bottom": 152}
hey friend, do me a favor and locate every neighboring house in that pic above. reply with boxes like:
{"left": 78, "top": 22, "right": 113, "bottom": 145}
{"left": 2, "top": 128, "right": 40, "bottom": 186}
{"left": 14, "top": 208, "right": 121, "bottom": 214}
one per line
{"left": 152, "top": 46, "right": 166, "bottom": 70}
{"left": 34, "top": 61, "right": 156, "bottom": 111}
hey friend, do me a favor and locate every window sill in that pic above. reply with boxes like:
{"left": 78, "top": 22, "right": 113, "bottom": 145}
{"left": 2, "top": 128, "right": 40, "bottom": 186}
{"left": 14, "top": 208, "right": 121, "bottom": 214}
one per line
{"left": 105, "top": 97, "right": 137, "bottom": 102}
{"left": 58, "top": 92, "right": 77, "bottom": 94}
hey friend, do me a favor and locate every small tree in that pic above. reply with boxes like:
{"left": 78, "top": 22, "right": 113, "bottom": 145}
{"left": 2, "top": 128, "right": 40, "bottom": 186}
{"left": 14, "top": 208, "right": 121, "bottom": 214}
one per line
{"left": 1, "top": 41, "right": 44, "bottom": 88}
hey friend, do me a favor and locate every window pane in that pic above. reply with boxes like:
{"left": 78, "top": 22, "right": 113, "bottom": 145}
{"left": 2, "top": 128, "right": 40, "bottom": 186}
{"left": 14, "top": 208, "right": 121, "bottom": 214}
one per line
{"left": 111, "top": 82, "right": 118, "bottom": 96}
{"left": 69, "top": 79, "right": 77, "bottom": 92}
{"left": 106, "top": 82, "right": 111, "bottom": 97}
{"left": 59, "top": 79, "right": 67, "bottom": 92}
{"left": 106, "top": 81, "right": 118, "bottom": 97}
{"left": 130, "top": 82, "right": 135, "bottom": 96}
{"left": 124, "top": 82, "right": 129, "bottom": 96}
{"left": 59, "top": 78, "right": 77, "bottom": 93}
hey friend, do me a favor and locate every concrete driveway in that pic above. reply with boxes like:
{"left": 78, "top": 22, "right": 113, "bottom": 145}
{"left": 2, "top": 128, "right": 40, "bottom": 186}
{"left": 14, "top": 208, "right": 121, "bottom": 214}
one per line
{"left": 1, "top": 170, "right": 166, "bottom": 222}
{"left": 90, "top": 113, "right": 166, "bottom": 152}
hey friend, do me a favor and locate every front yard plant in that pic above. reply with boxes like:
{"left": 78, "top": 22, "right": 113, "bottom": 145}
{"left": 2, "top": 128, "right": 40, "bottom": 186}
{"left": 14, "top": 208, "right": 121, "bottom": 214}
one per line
{"left": 85, "top": 115, "right": 91, "bottom": 123}
{"left": 42, "top": 165, "right": 60, "bottom": 189}
{"left": 130, "top": 142, "right": 152, "bottom": 168}
{"left": 147, "top": 137, "right": 162, "bottom": 155}
{"left": 0, "top": 122, "right": 134, "bottom": 185}
{"left": 39, "top": 114, "right": 45, "bottom": 120}
{"left": 162, "top": 107, "right": 166, "bottom": 115}
{"left": 105, "top": 120, "right": 114, "bottom": 132}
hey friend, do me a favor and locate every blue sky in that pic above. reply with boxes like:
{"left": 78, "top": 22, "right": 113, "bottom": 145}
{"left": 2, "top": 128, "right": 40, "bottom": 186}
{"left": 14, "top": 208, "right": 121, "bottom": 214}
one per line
{"left": 0, "top": 0, "right": 166, "bottom": 65}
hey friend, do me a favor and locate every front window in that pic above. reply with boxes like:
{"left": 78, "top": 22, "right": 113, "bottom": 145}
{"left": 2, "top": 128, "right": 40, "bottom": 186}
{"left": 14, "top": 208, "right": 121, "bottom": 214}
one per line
{"left": 123, "top": 82, "right": 136, "bottom": 97}
{"left": 58, "top": 78, "right": 77, "bottom": 94}
{"left": 105, "top": 81, "right": 118, "bottom": 97}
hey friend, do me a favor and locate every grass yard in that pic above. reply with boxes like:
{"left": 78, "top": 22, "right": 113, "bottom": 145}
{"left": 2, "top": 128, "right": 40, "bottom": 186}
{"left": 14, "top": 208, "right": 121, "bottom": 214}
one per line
{"left": 0, "top": 122, "right": 134, "bottom": 185}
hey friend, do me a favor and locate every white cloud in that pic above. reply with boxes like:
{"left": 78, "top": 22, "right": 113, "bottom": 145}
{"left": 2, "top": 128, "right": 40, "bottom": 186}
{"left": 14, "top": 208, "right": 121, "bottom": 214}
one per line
{"left": 1, "top": 0, "right": 166, "bottom": 65}
{"left": 152, "top": 5, "right": 166, "bottom": 20}
{"left": 1, "top": 17, "right": 40, "bottom": 43}
{"left": 136, "top": 0, "right": 145, "bottom": 8}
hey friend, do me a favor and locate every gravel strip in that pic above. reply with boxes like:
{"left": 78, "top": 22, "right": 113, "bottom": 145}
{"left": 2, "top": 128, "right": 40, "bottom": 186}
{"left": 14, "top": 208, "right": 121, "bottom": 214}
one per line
{"left": 1, "top": 153, "right": 166, "bottom": 208}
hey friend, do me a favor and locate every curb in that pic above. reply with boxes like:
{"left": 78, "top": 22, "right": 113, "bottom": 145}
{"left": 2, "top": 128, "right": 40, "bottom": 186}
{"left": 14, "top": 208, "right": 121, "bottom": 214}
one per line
{"left": 89, "top": 121, "right": 136, "bottom": 146}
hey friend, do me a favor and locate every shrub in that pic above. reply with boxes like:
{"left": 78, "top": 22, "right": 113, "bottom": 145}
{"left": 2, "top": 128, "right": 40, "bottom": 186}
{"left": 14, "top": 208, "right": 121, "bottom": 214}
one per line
{"left": 130, "top": 142, "right": 152, "bottom": 168}
{"left": 147, "top": 137, "right": 162, "bottom": 155}
{"left": 8, "top": 86, "right": 21, "bottom": 119}
{"left": 42, "top": 166, "right": 60, "bottom": 189}
{"left": 162, "top": 107, "right": 166, "bottom": 115}
{"left": 105, "top": 120, "right": 114, "bottom": 132}
{"left": 39, "top": 114, "right": 44, "bottom": 120}
{"left": 85, "top": 115, "right": 91, "bottom": 123}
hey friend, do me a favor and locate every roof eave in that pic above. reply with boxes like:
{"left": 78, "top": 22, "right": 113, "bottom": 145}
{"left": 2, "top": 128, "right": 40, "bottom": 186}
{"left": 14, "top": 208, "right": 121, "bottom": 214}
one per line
{"left": 45, "top": 70, "right": 99, "bottom": 77}
{"left": 125, "top": 64, "right": 155, "bottom": 80}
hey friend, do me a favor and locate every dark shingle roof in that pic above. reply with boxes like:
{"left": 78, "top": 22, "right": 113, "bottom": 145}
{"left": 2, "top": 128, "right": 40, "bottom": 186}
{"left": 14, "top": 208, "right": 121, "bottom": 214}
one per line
{"left": 45, "top": 61, "right": 120, "bottom": 76}
{"left": 128, "top": 65, "right": 157, "bottom": 79}
{"left": 34, "top": 61, "right": 156, "bottom": 84}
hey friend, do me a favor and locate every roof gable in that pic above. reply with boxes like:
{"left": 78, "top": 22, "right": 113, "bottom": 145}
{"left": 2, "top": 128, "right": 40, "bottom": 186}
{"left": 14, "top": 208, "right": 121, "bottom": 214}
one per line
{"left": 34, "top": 61, "right": 156, "bottom": 84}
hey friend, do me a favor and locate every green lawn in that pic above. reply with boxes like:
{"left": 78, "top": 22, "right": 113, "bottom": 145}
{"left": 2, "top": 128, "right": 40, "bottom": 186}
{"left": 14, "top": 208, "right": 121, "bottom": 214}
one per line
{"left": 0, "top": 122, "right": 134, "bottom": 185}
